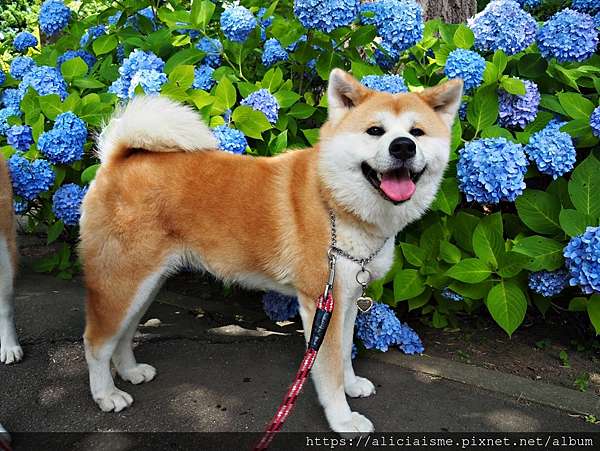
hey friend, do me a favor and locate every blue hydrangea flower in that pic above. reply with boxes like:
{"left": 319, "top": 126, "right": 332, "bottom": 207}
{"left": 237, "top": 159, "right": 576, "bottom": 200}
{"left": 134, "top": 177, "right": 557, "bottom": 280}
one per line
{"left": 286, "top": 35, "right": 308, "bottom": 52}
{"left": 373, "top": 41, "right": 401, "bottom": 70}
{"left": 109, "top": 50, "right": 166, "bottom": 99}
{"left": 220, "top": 6, "right": 257, "bottom": 43}
{"left": 38, "top": 112, "right": 87, "bottom": 165}
{"left": 2, "top": 89, "right": 24, "bottom": 110}
{"left": 294, "top": 0, "right": 360, "bottom": 33}
{"left": 19, "top": 65, "right": 68, "bottom": 101}
{"left": 444, "top": 48, "right": 486, "bottom": 92}
{"left": 468, "top": 0, "right": 537, "bottom": 55}
{"left": 360, "top": 0, "right": 423, "bottom": 52}
{"left": 192, "top": 65, "right": 215, "bottom": 91}
{"left": 498, "top": 79, "right": 540, "bottom": 129}
{"left": 39, "top": 0, "right": 71, "bottom": 37}
{"left": 572, "top": 0, "right": 600, "bottom": 14}
{"left": 127, "top": 69, "right": 167, "bottom": 98}
{"left": 258, "top": 7, "right": 274, "bottom": 40}
{"left": 261, "top": 291, "right": 299, "bottom": 321}
{"left": 108, "top": 11, "right": 122, "bottom": 27}
{"left": 116, "top": 44, "right": 125, "bottom": 63}
{"left": 351, "top": 343, "right": 358, "bottom": 360}
{"left": 0, "top": 71, "right": 5, "bottom": 86}
{"left": 175, "top": 24, "right": 200, "bottom": 40}
{"left": 361, "top": 74, "right": 408, "bottom": 93}
{"left": 52, "top": 183, "right": 87, "bottom": 225}
{"left": 57, "top": 50, "right": 96, "bottom": 71}
{"left": 10, "top": 56, "right": 36, "bottom": 80}
{"left": 591, "top": 106, "right": 600, "bottom": 138}
{"left": 564, "top": 226, "right": 600, "bottom": 294}
{"left": 6, "top": 125, "right": 33, "bottom": 152}
{"left": 196, "top": 37, "right": 222, "bottom": 68}
{"left": 7, "top": 154, "right": 55, "bottom": 200}
{"left": 528, "top": 270, "right": 568, "bottom": 297}
{"left": 537, "top": 9, "right": 599, "bottom": 62}
{"left": 355, "top": 302, "right": 424, "bottom": 354}
{"left": 441, "top": 288, "right": 464, "bottom": 302}
{"left": 13, "top": 200, "right": 28, "bottom": 215}
{"left": 397, "top": 323, "right": 425, "bottom": 355}
{"left": 457, "top": 138, "right": 528, "bottom": 204}
{"left": 594, "top": 12, "right": 600, "bottom": 29}
{"left": 212, "top": 125, "right": 248, "bottom": 154}
{"left": 13, "top": 32, "right": 38, "bottom": 53}
{"left": 80, "top": 25, "right": 107, "bottom": 48}
{"left": 241, "top": 89, "right": 280, "bottom": 124}
{"left": 0, "top": 108, "right": 21, "bottom": 135}
{"left": 524, "top": 120, "right": 576, "bottom": 179}
{"left": 516, "top": 0, "right": 541, "bottom": 8}
{"left": 262, "top": 39, "right": 288, "bottom": 67}
{"left": 459, "top": 102, "right": 468, "bottom": 120}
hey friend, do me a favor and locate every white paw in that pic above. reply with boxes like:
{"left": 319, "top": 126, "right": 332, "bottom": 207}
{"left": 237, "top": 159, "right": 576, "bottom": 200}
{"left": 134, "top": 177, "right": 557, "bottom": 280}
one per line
{"left": 330, "top": 412, "right": 374, "bottom": 436}
{"left": 0, "top": 344, "right": 23, "bottom": 364}
{"left": 118, "top": 363, "right": 156, "bottom": 385}
{"left": 95, "top": 388, "right": 134, "bottom": 412}
{"left": 345, "top": 376, "right": 376, "bottom": 398}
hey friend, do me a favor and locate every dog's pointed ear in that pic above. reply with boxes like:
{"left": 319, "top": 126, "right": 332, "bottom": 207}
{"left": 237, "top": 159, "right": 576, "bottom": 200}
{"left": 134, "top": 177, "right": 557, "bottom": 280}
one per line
{"left": 419, "top": 79, "right": 463, "bottom": 129}
{"left": 327, "top": 68, "right": 370, "bottom": 124}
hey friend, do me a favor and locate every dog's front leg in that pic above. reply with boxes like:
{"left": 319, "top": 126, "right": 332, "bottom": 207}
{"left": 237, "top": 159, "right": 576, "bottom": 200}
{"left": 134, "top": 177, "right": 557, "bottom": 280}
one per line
{"left": 298, "top": 290, "right": 374, "bottom": 434}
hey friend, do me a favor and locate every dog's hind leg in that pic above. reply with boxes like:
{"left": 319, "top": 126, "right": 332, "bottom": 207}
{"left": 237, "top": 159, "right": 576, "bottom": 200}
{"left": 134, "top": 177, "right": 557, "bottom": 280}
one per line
{"left": 0, "top": 234, "right": 22, "bottom": 365}
{"left": 84, "top": 259, "right": 169, "bottom": 412}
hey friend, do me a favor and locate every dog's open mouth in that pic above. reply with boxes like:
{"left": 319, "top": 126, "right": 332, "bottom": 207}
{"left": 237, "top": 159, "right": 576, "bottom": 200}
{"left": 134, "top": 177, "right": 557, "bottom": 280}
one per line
{"left": 361, "top": 162, "right": 426, "bottom": 204}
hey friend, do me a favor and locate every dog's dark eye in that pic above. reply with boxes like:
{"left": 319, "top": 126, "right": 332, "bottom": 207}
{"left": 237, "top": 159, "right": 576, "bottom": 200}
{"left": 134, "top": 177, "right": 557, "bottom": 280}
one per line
{"left": 410, "top": 127, "right": 425, "bottom": 137}
{"left": 366, "top": 126, "right": 385, "bottom": 136}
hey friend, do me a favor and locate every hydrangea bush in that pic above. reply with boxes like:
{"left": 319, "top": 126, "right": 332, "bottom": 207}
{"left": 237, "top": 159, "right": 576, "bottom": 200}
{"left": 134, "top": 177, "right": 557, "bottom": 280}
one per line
{"left": 1, "top": 0, "right": 600, "bottom": 341}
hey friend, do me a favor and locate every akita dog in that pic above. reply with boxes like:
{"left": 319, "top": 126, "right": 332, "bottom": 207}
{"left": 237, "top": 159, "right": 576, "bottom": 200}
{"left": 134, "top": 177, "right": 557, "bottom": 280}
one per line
{"left": 80, "top": 69, "right": 462, "bottom": 433}
{"left": 0, "top": 154, "right": 22, "bottom": 365}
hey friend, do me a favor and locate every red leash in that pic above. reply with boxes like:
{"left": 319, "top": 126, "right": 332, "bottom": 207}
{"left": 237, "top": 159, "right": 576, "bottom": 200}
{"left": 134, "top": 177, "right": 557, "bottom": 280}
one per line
{"left": 254, "top": 256, "right": 337, "bottom": 451}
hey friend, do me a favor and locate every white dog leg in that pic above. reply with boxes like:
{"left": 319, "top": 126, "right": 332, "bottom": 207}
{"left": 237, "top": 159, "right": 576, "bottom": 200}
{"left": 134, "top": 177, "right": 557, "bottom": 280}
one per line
{"left": 342, "top": 302, "right": 376, "bottom": 398}
{"left": 0, "top": 235, "right": 22, "bottom": 365}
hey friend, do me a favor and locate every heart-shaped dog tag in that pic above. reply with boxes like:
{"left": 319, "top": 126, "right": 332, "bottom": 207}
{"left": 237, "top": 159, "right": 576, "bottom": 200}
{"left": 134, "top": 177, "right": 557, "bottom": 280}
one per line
{"left": 356, "top": 296, "right": 373, "bottom": 313}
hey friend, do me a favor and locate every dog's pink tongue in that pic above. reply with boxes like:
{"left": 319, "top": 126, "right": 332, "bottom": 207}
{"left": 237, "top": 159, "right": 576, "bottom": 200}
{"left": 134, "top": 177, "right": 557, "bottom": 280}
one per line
{"left": 380, "top": 170, "right": 415, "bottom": 202}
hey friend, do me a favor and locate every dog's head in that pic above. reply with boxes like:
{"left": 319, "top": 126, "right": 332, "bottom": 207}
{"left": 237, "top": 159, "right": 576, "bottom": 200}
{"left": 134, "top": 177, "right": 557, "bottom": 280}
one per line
{"left": 318, "top": 69, "right": 463, "bottom": 235}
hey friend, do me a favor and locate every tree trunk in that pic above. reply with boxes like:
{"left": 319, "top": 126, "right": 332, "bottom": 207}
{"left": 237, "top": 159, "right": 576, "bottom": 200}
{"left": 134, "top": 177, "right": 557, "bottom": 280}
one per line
{"left": 417, "top": 0, "right": 477, "bottom": 23}
{"left": 361, "top": 0, "right": 477, "bottom": 24}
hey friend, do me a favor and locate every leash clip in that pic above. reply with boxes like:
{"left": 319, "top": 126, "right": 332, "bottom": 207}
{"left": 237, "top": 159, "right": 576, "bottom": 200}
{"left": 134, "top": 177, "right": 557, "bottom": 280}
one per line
{"left": 323, "top": 249, "right": 337, "bottom": 299}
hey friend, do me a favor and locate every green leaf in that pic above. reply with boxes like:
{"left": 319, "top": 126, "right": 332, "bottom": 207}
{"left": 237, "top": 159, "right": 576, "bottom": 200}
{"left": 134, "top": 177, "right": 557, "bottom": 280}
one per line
{"left": 215, "top": 76, "right": 237, "bottom": 110}
{"left": 560, "top": 119, "right": 593, "bottom": 139}
{"left": 515, "top": 189, "right": 561, "bottom": 235}
{"left": 168, "top": 65, "right": 195, "bottom": 90}
{"left": 587, "top": 295, "right": 600, "bottom": 335}
{"left": 557, "top": 92, "right": 596, "bottom": 120}
{"left": 518, "top": 54, "right": 547, "bottom": 79}
{"left": 288, "top": 103, "right": 316, "bottom": 119}
{"left": 559, "top": 209, "right": 595, "bottom": 237}
{"left": 262, "top": 68, "right": 284, "bottom": 92}
{"left": 38, "top": 94, "right": 63, "bottom": 120}
{"left": 61, "top": 57, "right": 88, "bottom": 81}
{"left": 450, "top": 212, "right": 479, "bottom": 253}
{"left": 316, "top": 52, "right": 343, "bottom": 80}
{"left": 449, "top": 280, "right": 493, "bottom": 300}
{"left": 431, "top": 177, "right": 459, "bottom": 215}
{"left": 393, "top": 269, "right": 426, "bottom": 302}
{"left": 191, "top": 0, "right": 216, "bottom": 28}
{"left": 274, "top": 90, "right": 301, "bottom": 108}
{"left": 47, "top": 221, "right": 64, "bottom": 244}
{"left": 400, "top": 243, "right": 427, "bottom": 267}
{"left": 568, "top": 154, "right": 600, "bottom": 218}
{"left": 164, "top": 48, "right": 205, "bottom": 74}
{"left": 446, "top": 258, "right": 491, "bottom": 283}
{"left": 72, "top": 78, "right": 105, "bottom": 89}
{"left": 81, "top": 164, "right": 100, "bottom": 184}
{"left": 486, "top": 281, "right": 527, "bottom": 336}
{"left": 350, "top": 60, "right": 381, "bottom": 79}
{"left": 271, "top": 130, "right": 288, "bottom": 154}
{"left": 472, "top": 214, "right": 504, "bottom": 268}
{"left": 302, "top": 129, "right": 320, "bottom": 146}
{"left": 407, "top": 289, "right": 431, "bottom": 311}
{"left": 92, "top": 34, "right": 118, "bottom": 56}
{"left": 492, "top": 50, "right": 508, "bottom": 76}
{"left": 350, "top": 25, "right": 378, "bottom": 48}
{"left": 512, "top": 236, "right": 564, "bottom": 271}
{"left": 232, "top": 105, "right": 271, "bottom": 139}
{"left": 496, "top": 251, "right": 530, "bottom": 278}
{"left": 568, "top": 297, "right": 587, "bottom": 312}
{"left": 467, "top": 85, "right": 498, "bottom": 131}
{"left": 439, "top": 241, "right": 462, "bottom": 264}
{"left": 453, "top": 24, "right": 474, "bottom": 49}
{"left": 500, "top": 77, "right": 526, "bottom": 95}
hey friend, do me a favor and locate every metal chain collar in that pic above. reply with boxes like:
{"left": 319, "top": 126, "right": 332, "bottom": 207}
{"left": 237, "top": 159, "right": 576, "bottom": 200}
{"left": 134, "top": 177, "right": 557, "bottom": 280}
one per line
{"left": 327, "top": 210, "right": 389, "bottom": 269}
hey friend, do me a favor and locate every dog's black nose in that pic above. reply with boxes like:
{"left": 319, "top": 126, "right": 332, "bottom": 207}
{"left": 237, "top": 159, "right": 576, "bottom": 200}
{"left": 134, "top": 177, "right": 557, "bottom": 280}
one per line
{"left": 389, "top": 137, "right": 416, "bottom": 160}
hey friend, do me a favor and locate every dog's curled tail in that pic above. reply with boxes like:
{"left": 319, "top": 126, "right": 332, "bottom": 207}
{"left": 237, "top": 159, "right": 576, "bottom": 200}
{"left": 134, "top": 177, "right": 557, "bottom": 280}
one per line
{"left": 97, "top": 95, "right": 217, "bottom": 165}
